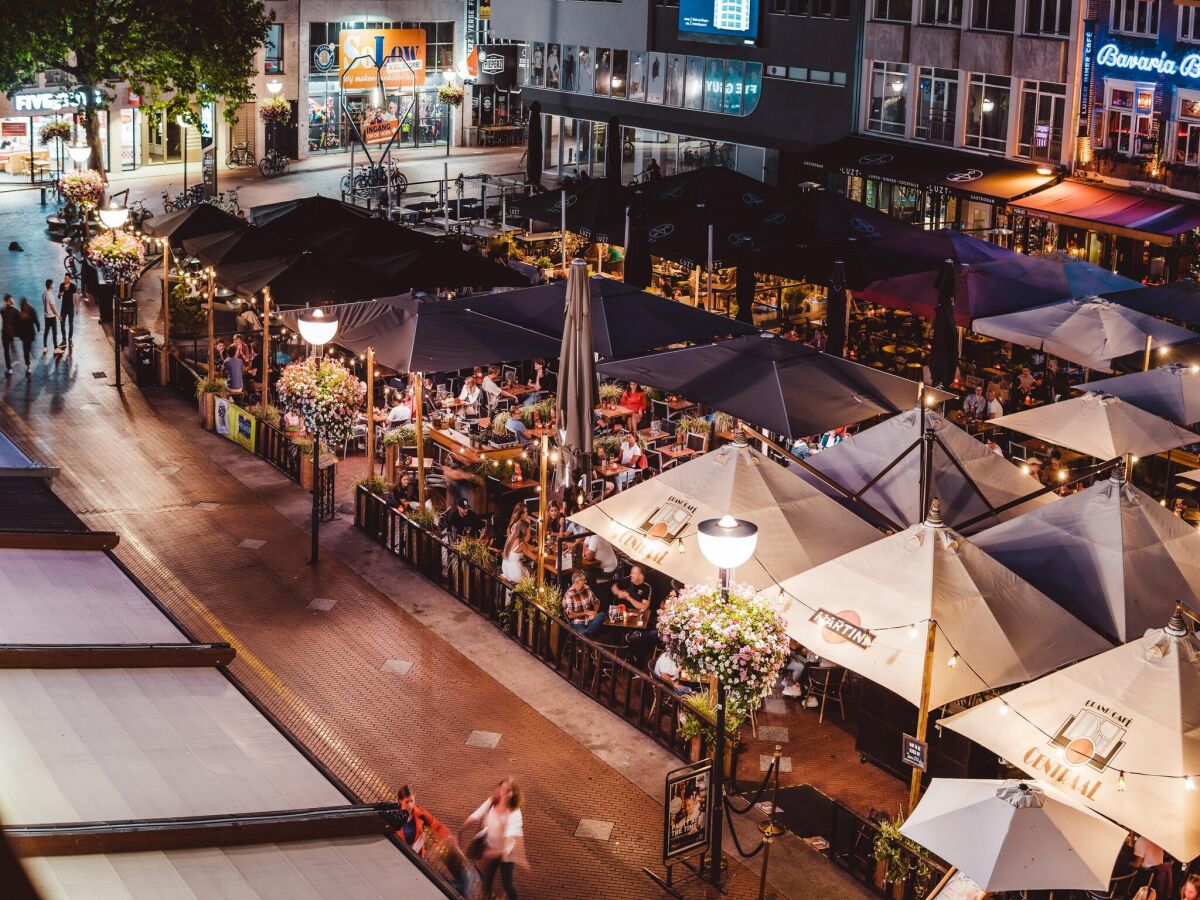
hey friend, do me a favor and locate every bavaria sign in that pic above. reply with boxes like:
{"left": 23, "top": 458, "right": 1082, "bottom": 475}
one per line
{"left": 1095, "top": 42, "right": 1200, "bottom": 78}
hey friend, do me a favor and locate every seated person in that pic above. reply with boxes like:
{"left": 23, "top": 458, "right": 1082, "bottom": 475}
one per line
{"left": 388, "top": 472, "right": 418, "bottom": 508}
{"left": 611, "top": 565, "right": 653, "bottom": 620}
{"left": 439, "top": 497, "right": 486, "bottom": 541}
{"left": 654, "top": 648, "right": 690, "bottom": 694}
{"left": 457, "top": 376, "right": 482, "bottom": 416}
{"left": 505, "top": 414, "right": 532, "bottom": 446}
{"left": 615, "top": 432, "right": 643, "bottom": 490}
{"left": 524, "top": 358, "right": 556, "bottom": 405}
{"left": 582, "top": 531, "right": 619, "bottom": 577}
{"left": 619, "top": 381, "right": 648, "bottom": 428}
{"left": 482, "top": 365, "right": 517, "bottom": 408}
{"left": 563, "top": 570, "right": 603, "bottom": 636}
{"left": 963, "top": 385, "right": 987, "bottom": 419}
{"left": 387, "top": 395, "right": 413, "bottom": 425}
{"left": 222, "top": 346, "right": 244, "bottom": 395}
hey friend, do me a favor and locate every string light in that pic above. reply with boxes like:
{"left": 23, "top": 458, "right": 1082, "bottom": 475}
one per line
{"left": 947, "top": 652, "right": 958, "bottom": 668}
{"left": 1118, "top": 771, "right": 1126, "bottom": 791}
{"left": 997, "top": 702, "right": 1007, "bottom": 716}
{"left": 1187, "top": 775, "right": 1196, "bottom": 791}
{"left": 908, "top": 624, "right": 918, "bottom": 638}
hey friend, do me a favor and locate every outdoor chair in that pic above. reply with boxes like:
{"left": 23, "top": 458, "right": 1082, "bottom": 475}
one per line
{"left": 685, "top": 431, "right": 707, "bottom": 454}
{"left": 650, "top": 398, "right": 679, "bottom": 425}
{"left": 342, "top": 424, "right": 368, "bottom": 458}
{"left": 1085, "top": 871, "right": 1137, "bottom": 900}
{"left": 805, "top": 665, "right": 846, "bottom": 724}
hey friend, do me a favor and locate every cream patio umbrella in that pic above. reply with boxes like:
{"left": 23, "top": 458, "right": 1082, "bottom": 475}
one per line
{"left": 567, "top": 441, "right": 881, "bottom": 589}
{"left": 1080, "top": 363, "right": 1200, "bottom": 425}
{"left": 989, "top": 392, "right": 1199, "bottom": 460}
{"left": 974, "top": 468, "right": 1200, "bottom": 642}
{"left": 556, "top": 259, "right": 595, "bottom": 487}
{"left": 940, "top": 611, "right": 1200, "bottom": 863}
{"left": 900, "top": 779, "right": 1127, "bottom": 893}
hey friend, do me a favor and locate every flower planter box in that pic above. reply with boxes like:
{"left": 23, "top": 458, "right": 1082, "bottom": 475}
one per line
{"left": 198, "top": 393, "right": 216, "bottom": 430}
{"left": 299, "top": 452, "right": 335, "bottom": 493}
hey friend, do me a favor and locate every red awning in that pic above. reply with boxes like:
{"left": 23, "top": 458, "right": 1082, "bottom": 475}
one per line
{"left": 1010, "top": 180, "right": 1200, "bottom": 244}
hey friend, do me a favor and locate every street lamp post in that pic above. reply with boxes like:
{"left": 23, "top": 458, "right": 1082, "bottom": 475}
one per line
{"left": 97, "top": 201, "right": 130, "bottom": 389}
{"left": 176, "top": 115, "right": 190, "bottom": 198}
{"left": 296, "top": 307, "right": 339, "bottom": 565}
{"left": 696, "top": 514, "right": 759, "bottom": 888}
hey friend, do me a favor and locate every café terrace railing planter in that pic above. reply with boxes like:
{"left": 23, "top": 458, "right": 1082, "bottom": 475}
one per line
{"left": 355, "top": 485, "right": 738, "bottom": 766}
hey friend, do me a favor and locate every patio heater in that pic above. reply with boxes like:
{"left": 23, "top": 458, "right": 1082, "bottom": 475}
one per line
{"left": 297, "top": 307, "right": 339, "bottom": 565}
{"left": 696, "top": 514, "right": 759, "bottom": 887}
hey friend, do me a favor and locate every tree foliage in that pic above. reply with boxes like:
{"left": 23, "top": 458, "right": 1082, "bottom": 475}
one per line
{"left": 0, "top": 0, "right": 274, "bottom": 172}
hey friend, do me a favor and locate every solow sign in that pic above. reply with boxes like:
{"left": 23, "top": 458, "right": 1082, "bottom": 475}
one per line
{"left": 1095, "top": 42, "right": 1200, "bottom": 78}
{"left": 340, "top": 29, "right": 426, "bottom": 91}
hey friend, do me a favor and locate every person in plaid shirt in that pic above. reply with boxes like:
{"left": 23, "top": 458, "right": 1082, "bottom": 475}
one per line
{"left": 563, "top": 570, "right": 603, "bottom": 636}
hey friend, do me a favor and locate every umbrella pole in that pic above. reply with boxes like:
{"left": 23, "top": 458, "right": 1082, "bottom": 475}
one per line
{"left": 261, "top": 288, "right": 272, "bottom": 404}
{"left": 909, "top": 620, "right": 937, "bottom": 815}
{"left": 443, "top": 162, "right": 450, "bottom": 235}
{"left": 561, "top": 188, "right": 568, "bottom": 271}
{"left": 160, "top": 238, "right": 171, "bottom": 386}
{"left": 707, "top": 223, "right": 714, "bottom": 313}
{"left": 1164, "top": 449, "right": 1174, "bottom": 506}
{"left": 415, "top": 372, "right": 427, "bottom": 506}
{"left": 918, "top": 386, "right": 927, "bottom": 517}
{"left": 206, "top": 268, "right": 215, "bottom": 378}
{"left": 1143, "top": 334, "right": 1153, "bottom": 371}
{"left": 536, "top": 433, "right": 549, "bottom": 597}
{"left": 366, "top": 347, "right": 376, "bottom": 477}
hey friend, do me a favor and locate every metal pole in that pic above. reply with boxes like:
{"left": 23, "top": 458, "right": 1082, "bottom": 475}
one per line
{"left": 114, "top": 282, "right": 123, "bottom": 389}
{"left": 160, "top": 239, "right": 171, "bottom": 385}
{"left": 206, "top": 268, "right": 215, "bottom": 377}
{"left": 709, "top": 566, "right": 730, "bottom": 887}
{"left": 310, "top": 425, "right": 321, "bottom": 565}
{"left": 182, "top": 125, "right": 188, "bottom": 196}
{"left": 757, "top": 743, "right": 784, "bottom": 900}
{"left": 536, "top": 433, "right": 549, "bottom": 596}
{"left": 706, "top": 222, "right": 714, "bottom": 313}
{"left": 261, "top": 288, "right": 271, "bottom": 403}
{"left": 366, "top": 347, "right": 376, "bottom": 475}
{"left": 908, "top": 619, "right": 937, "bottom": 814}
{"left": 442, "top": 162, "right": 450, "bottom": 234}
{"left": 561, "top": 188, "right": 567, "bottom": 271}
{"left": 1143, "top": 334, "right": 1154, "bottom": 371}
{"left": 414, "top": 372, "right": 427, "bottom": 505}
{"left": 501, "top": 187, "right": 507, "bottom": 233}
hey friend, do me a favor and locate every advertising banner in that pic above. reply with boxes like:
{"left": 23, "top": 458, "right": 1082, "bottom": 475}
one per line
{"left": 339, "top": 29, "right": 427, "bottom": 91}
{"left": 215, "top": 398, "right": 258, "bottom": 453}
{"left": 678, "top": 0, "right": 762, "bottom": 45}
{"left": 663, "top": 760, "right": 712, "bottom": 861}
{"left": 362, "top": 118, "right": 401, "bottom": 144}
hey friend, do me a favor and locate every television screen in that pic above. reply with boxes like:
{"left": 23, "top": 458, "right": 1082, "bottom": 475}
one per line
{"left": 678, "top": 0, "right": 761, "bottom": 46}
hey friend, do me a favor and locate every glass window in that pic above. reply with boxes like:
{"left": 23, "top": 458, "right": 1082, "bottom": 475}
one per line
{"left": 874, "top": 0, "right": 912, "bottom": 21}
{"left": 724, "top": 60, "right": 745, "bottom": 114}
{"left": 788, "top": 67, "right": 808, "bottom": 80}
{"left": 868, "top": 61, "right": 909, "bottom": 136}
{"left": 1024, "top": 0, "right": 1070, "bottom": 35}
{"left": 921, "top": 0, "right": 961, "bottom": 26}
{"left": 915, "top": 67, "right": 958, "bottom": 145}
{"left": 1016, "top": 80, "right": 1065, "bottom": 161}
{"left": 833, "top": 71, "right": 847, "bottom": 85}
{"left": 971, "top": 0, "right": 1014, "bottom": 31}
{"left": 964, "top": 72, "right": 1010, "bottom": 154}
{"left": 1181, "top": 7, "right": 1200, "bottom": 42}
{"left": 1175, "top": 93, "right": 1200, "bottom": 165}
{"left": 1111, "top": 0, "right": 1159, "bottom": 36}
{"left": 809, "top": 69, "right": 832, "bottom": 83}
{"left": 264, "top": 23, "right": 283, "bottom": 74}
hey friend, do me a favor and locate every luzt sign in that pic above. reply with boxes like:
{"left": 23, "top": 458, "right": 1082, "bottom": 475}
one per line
{"left": 14, "top": 89, "right": 97, "bottom": 112}
{"left": 1095, "top": 42, "right": 1200, "bottom": 78}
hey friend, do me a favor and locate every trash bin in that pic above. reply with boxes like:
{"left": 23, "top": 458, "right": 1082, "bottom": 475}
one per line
{"left": 132, "top": 334, "right": 156, "bottom": 387}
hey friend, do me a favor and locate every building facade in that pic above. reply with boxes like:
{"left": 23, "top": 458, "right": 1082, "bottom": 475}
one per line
{"left": 489, "top": 0, "right": 863, "bottom": 185}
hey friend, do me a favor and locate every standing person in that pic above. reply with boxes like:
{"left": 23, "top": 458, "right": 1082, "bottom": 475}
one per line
{"left": 16, "top": 298, "right": 38, "bottom": 378}
{"left": 222, "top": 346, "right": 245, "bottom": 397}
{"left": 57, "top": 273, "right": 77, "bottom": 347}
{"left": 462, "top": 779, "right": 526, "bottom": 900}
{"left": 1, "top": 295, "right": 18, "bottom": 376}
{"left": 40, "top": 279, "right": 59, "bottom": 353}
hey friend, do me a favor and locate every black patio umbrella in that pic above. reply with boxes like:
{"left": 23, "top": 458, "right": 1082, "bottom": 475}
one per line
{"left": 1103, "top": 281, "right": 1200, "bottom": 328}
{"left": 300, "top": 216, "right": 436, "bottom": 259}
{"left": 735, "top": 265, "right": 757, "bottom": 325}
{"left": 355, "top": 240, "right": 529, "bottom": 292}
{"left": 215, "top": 253, "right": 389, "bottom": 306}
{"left": 641, "top": 211, "right": 808, "bottom": 279}
{"left": 277, "top": 294, "right": 562, "bottom": 373}
{"left": 525, "top": 101, "right": 543, "bottom": 189}
{"left": 251, "top": 195, "right": 371, "bottom": 237}
{"left": 641, "top": 165, "right": 795, "bottom": 222}
{"left": 510, "top": 177, "right": 631, "bottom": 243}
{"left": 181, "top": 226, "right": 296, "bottom": 268}
{"left": 929, "top": 259, "right": 958, "bottom": 389}
{"left": 460, "top": 274, "right": 756, "bottom": 359}
{"left": 622, "top": 197, "right": 653, "bottom": 290}
{"left": 826, "top": 259, "right": 848, "bottom": 358}
{"left": 596, "top": 332, "right": 954, "bottom": 441}
{"left": 142, "top": 203, "right": 247, "bottom": 247}
{"left": 605, "top": 116, "right": 622, "bottom": 182}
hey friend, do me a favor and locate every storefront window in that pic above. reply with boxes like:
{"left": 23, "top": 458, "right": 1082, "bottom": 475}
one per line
{"left": 1111, "top": 0, "right": 1159, "bottom": 36}
{"left": 1016, "top": 81, "right": 1065, "bottom": 162}
{"left": 1181, "top": 6, "right": 1200, "bottom": 42}
{"left": 265, "top": 23, "right": 283, "bottom": 74}
{"left": 964, "top": 73, "right": 1010, "bottom": 154}
{"left": 1175, "top": 94, "right": 1200, "bottom": 165}
{"left": 868, "top": 61, "right": 909, "bottom": 136}
{"left": 915, "top": 67, "right": 957, "bottom": 144}
{"left": 1104, "top": 83, "right": 1155, "bottom": 156}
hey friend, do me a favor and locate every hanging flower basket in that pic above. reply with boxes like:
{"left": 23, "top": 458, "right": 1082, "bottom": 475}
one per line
{"left": 276, "top": 356, "right": 365, "bottom": 445}
{"left": 59, "top": 169, "right": 106, "bottom": 208}
{"left": 259, "top": 96, "right": 292, "bottom": 126}
{"left": 438, "top": 85, "right": 464, "bottom": 108}
{"left": 656, "top": 583, "right": 790, "bottom": 715}
{"left": 86, "top": 231, "right": 146, "bottom": 284}
{"left": 39, "top": 120, "right": 72, "bottom": 146}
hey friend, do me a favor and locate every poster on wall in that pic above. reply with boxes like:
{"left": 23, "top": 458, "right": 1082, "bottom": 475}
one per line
{"left": 578, "top": 46, "right": 595, "bottom": 94}
{"left": 546, "top": 43, "right": 562, "bottom": 89}
{"left": 743, "top": 61, "right": 763, "bottom": 115}
{"left": 663, "top": 761, "right": 712, "bottom": 861}
{"left": 595, "top": 48, "right": 612, "bottom": 96}
{"left": 678, "top": 0, "right": 762, "bottom": 46}
{"left": 339, "top": 29, "right": 427, "bottom": 89}
{"left": 628, "top": 51, "right": 647, "bottom": 101}
{"left": 530, "top": 42, "right": 545, "bottom": 86}
{"left": 646, "top": 53, "right": 666, "bottom": 104}
{"left": 226, "top": 401, "right": 258, "bottom": 453}
{"left": 703, "top": 58, "right": 725, "bottom": 112}
{"left": 665, "top": 54, "right": 685, "bottom": 107}
{"left": 611, "top": 50, "right": 628, "bottom": 99}
{"left": 684, "top": 56, "right": 705, "bottom": 110}
{"left": 563, "top": 45, "right": 578, "bottom": 92}
{"left": 724, "top": 59, "right": 745, "bottom": 115}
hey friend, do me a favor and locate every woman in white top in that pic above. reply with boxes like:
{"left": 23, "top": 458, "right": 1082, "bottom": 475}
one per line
{"left": 458, "top": 376, "right": 483, "bottom": 416}
{"left": 501, "top": 522, "right": 530, "bottom": 583}
{"left": 462, "top": 779, "right": 526, "bottom": 899}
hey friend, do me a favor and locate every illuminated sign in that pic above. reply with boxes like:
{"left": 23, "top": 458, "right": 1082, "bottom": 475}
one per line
{"left": 13, "top": 89, "right": 101, "bottom": 112}
{"left": 679, "top": 0, "right": 761, "bottom": 46}
{"left": 340, "top": 29, "right": 426, "bottom": 90}
{"left": 1095, "top": 42, "right": 1200, "bottom": 78}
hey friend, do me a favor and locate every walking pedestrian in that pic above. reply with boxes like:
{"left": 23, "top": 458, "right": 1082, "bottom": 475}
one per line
{"left": 1, "top": 295, "right": 18, "bottom": 376}
{"left": 57, "top": 273, "right": 77, "bottom": 347}
{"left": 16, "top": 298, "right": 38, "bottom": 378}
{"left": 40, "top": 279, "right": 59, "bottom": 352}
{"left": 461, "top": 778, "right": 527, "bottom": 900}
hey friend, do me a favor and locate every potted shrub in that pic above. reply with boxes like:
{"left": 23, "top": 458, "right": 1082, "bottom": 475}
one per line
{"left": 292, "top": 435, "right": 333, "bottom": 493}
{"left": 598, "top": 380, "right": 623, "bottom": 410}
{"left": 195, "top": 375, "right": 226, "bottom": 430}
{"left": 873, "top": 817, "right": 932, "bottom": 899}
{"left": 438, "top": 84, "right": 465, "bottom": 107}
{"left": 247, "top": 402, "right": 281, "bottom": 427}
{"left": 353, "top": 474, "right": 389, "bottom": 496}
{"left": 679, "top": 692, "right": 744, "bottom": 772}
{"left": 514, "top": 577, "right": 563, "bottom": 652}
{"left": 259, "top": 96, "right": 292, "bottom": 127}
{"left": 534, "top": 255, "right": 553, "bottom": 279}
{"left": 277, "top": 356, "right": 365, "bottom": 491}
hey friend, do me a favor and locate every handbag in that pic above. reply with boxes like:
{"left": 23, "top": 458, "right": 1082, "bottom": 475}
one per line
{"left": 466, "top": 832, "right": 486, "bottom": 862}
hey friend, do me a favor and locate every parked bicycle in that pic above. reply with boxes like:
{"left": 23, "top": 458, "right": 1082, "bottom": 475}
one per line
{"left": 128, "top": 198, "right": 154, "bottom": 230}
{"left": 259, "top": 150, "right": 289, "bottom": 178}
{"left": 161, "top": 183, "right": 204, "bottom": 213}
{"left": 339, "top": 161, "right": 407, "bottom": 197}
{"left": 208, "top": 186, "right": 242, "bottom": 216}
{"left": 225, "top": 142, "right": 256, "bottom": 168}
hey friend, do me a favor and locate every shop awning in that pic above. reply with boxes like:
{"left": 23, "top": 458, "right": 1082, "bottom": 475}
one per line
{"left": 802, "top": 136, "right": 1056, "bottom": 202}
{"left": 1009, "top": 180, "right": 1200, "bottom": 244}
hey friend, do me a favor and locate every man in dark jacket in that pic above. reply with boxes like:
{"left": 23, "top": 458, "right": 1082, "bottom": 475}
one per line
{"left": 1, "top": 294, "right": 19, "bottom": 376}
{"left": 15, "top": 298, "right": 38, "bottom": 377}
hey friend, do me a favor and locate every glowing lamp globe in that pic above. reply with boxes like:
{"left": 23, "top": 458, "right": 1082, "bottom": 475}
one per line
{"left": 97, "top": 202, "right": 129, "bottom": 230}
{"left": 67, "top": 143, "right": 90, "bottom": 163}
{"left": 297, "top": 307, "right": 338, "bottom": 347}
{"left": 696, "top": 515, "right": 758, "bottom": 572}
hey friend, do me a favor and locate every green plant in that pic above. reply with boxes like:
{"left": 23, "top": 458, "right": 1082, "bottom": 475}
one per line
{"left": 679, "top": 692, "right": 744, "bottom": 748}
{"left": 289, "top": 435, "right": 331, "bottom": 456}
{"left": 455, "top": 536, "right": 495, "bottom": 568}
{"left": 534, "top": 255, "right": 553, "bottom": 269}
{"left": 598, "top": 380, "right": 624, "bottom": 404}
{"left": 536, "top": 398, "right": 557, "bottom": 420}
{"left": 247, "top": 402, "right": 280, "bottom": 426}
{"left": 592, "top": 434, "right": 623, "bottom": 458}
{"left": 438, "top": 84, "right": 464, "bottom": 107}
{"left": 473, "top": 454, "right": 535, "bottom": 479}
{"left": 194, "top": 375, "right": 226, "bottom": 399}
{"left": 407, "top": 505, "right": 437, "bottom": 530}
{"left": 170, "top": 281, "right": 207, "bottom": 334}
{"left": 713, "top": 411, "right": 735, "bottom": 434}
{"left": 382, "top": 423, "right": 429, "bottom": 447}
{"left": 873, "top": 817, "right": 932, "bottom": 894}
{"left": 277, "top": 357, "right": 366, "bottom": 446}
{"left": 514, "top": 577, "right": 563, "bottom": 617}
{"left": 643, "top": 386, "right": 664, "bottom": 402}
{"left": 486, "top": 236, "right": 518, "bottom": 260}
{"left": 675, "top": 414, "right": 708, "bottom": 438}
{"left": 492, "top": 411, "right": 511, "bottom": 435}
{"left": 354, "top": 474, "right": 389, "bottom": 496}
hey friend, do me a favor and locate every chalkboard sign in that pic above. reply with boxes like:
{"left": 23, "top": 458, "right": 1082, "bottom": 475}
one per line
{"left": 902, "top": 733, "right": 928, "bottom": 771}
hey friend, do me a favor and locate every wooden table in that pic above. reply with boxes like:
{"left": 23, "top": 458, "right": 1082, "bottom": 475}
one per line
{"left": 659, "top": 446, "right": 698, "bottom": 462}
{"left": 595, "top": 463, "right": 630, "bottom": 479}
{"left": 496, "top": 476, "right": 537, "bottom": 492}
{"left": 639, "top": 428, "right": 674, "bottom": 446}
{"left": 428, "top": 428, "right": 524, "bottom": 466}
{"left": 509, "top": 384, "right": 534, "bottom": 398}
{"left": 541, "top": 554, "right": 599, "bottom": 577}
{"left": 596, "top": 405, "right": 635, "bottom": 428}
{"left": 604, "top": 609, "right": 649, "bottom": 629}
{"left": 664, "top": 397, "right": 695, "bottom": 412}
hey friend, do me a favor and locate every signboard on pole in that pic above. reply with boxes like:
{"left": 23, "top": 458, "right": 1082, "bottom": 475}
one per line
{"left": 339, "top": 29, "right": 427, "bottom": 90}
{"left": 902, "top": 733, "right": 928, "bottom": 772}
{"left": 663, "top": 759, "right": 712, "bottom": 861}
